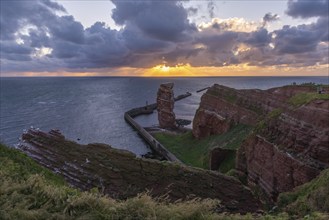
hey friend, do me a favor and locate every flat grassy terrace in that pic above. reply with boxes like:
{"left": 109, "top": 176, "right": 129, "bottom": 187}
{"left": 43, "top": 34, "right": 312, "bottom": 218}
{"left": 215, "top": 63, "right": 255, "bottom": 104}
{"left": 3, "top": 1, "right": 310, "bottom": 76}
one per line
{"left": 153, "top": 124, "right": 252, "bottom": 171}
{"left": 289, "top": 93, "right": 329, "bottom": 107}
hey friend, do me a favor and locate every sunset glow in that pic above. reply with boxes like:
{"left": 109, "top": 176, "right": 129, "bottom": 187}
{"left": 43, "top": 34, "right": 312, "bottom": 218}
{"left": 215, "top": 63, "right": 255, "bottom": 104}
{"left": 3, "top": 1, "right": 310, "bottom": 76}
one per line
{"left": 153, "top": 64, "right": 171, "bottom": 72}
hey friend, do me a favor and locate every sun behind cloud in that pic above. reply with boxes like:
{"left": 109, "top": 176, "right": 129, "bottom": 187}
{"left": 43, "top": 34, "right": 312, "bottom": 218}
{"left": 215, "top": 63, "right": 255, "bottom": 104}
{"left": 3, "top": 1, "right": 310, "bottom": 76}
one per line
{"left": 153, "top": 64, "right": 171, "bottom": 72}
{"left": 145, "top": 64, "right": 194, "bottom": 77}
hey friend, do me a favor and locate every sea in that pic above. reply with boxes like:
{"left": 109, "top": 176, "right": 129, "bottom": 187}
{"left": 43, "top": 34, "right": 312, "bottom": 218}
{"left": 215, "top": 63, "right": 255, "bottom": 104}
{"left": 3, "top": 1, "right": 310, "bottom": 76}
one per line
{"left": 1, "top": 76, "right": 328, "bottom": 155}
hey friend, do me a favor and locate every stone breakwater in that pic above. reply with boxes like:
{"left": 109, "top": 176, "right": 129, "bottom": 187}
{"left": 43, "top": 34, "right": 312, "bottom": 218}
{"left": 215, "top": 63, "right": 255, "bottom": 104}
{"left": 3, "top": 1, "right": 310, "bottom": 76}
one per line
{"left": 193, "top": 84, "right": 329, "bottom": 200}
{"left": 124, "top": 112, "right": 180, "bottom": 162}
{"left": 18, "top": 128, "right": 262, "bottom": 213}
{"left": 124, "top": 84, "right": 191, "bottom": 162}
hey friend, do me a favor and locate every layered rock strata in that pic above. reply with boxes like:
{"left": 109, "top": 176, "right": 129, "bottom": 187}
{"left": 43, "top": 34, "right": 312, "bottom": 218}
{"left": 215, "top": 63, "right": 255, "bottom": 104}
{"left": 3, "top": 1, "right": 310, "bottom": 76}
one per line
{"left": 193, "top": 84, "right": 329, "bottom": 200}
{"left": 157, "top": 83, "right": 176, "bottom": 128}
{"left": 19, "top": 129, "right": 262, "bottom": 213}
{"left": 193, "top": 84, "right": 320, "bottom": 139}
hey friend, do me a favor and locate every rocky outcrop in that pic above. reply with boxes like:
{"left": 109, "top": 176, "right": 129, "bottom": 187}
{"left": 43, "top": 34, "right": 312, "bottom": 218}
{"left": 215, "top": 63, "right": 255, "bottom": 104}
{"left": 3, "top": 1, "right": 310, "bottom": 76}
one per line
{"left": 237, "top": 98, "right": 329, "bottom": 200}
{"left": 237, "top": 135, "right": 321, "bottom": 200}
{"left": 193, "top": 84, "right": 329, "bottom": 200}
{"left": 157, "top": 83, "right": 176, "bottom": 128}
{"left": 193, "top": 85, "right": 262, "bottom": 139}
{"left": 192, "top": 84, "right": 320, "bottom": 139}
{"left": 19, "top": 129, "right": 262, "bottom": 213}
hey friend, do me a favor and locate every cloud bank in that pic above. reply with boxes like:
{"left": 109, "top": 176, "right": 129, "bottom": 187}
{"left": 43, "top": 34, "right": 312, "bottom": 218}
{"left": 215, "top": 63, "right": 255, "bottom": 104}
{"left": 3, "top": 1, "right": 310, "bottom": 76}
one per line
{"left": 0, "top": 0, "right": 328, "bottom": 75}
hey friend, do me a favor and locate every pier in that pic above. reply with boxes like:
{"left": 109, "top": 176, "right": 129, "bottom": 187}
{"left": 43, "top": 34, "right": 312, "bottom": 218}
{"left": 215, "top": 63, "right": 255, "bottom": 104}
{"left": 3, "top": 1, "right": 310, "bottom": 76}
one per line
{"left": 124, "top": 92, "right": 191, "bottom": 162}
{"left": 196, "top": 87, "right": 210, "bottom": 93}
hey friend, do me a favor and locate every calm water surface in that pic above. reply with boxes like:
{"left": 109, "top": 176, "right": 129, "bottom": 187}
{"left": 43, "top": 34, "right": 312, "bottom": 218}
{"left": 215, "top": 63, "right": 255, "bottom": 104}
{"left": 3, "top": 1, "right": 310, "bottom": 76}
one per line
{"left": 1, "top": 76, "right": 328, "bottom": 155}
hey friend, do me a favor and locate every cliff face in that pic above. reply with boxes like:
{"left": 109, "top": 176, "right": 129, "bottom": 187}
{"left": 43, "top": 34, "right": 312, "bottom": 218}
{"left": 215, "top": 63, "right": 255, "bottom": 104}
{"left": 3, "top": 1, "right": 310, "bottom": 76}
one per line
{"left": 19, "top": 129, "right": 261, "bottom": 213}
{"left": 193, "top": 84, "right": 320, "bottom": 139}
{"left": 193, "top": 84, "right": 329, "bottom": 200}
{"left": 237, "top": 134, "right": 321, "bottom": 200}
{"left": 157, "top": 83, "right": 176, "bottom": 128}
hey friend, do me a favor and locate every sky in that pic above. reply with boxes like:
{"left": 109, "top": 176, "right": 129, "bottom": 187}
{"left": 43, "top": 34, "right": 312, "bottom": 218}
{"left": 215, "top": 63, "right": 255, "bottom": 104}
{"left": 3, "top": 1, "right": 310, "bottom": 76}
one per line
{"left": 0, "top": 0, "right": 328, "bottom": 76}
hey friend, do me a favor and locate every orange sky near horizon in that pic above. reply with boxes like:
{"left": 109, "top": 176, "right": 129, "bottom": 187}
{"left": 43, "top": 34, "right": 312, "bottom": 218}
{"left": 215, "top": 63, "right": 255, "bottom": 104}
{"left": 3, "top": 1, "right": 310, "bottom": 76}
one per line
{"left": 3, "top": 63, "right": 329, "bottom": 77}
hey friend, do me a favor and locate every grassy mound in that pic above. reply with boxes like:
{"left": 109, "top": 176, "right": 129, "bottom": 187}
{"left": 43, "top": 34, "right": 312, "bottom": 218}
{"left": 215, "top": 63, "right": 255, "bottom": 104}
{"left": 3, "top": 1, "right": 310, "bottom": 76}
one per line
{"left": 153, "top": 124, "right": 252, "bottom": 171}
{"left": 289, "top": 93, "right": 329, "bottom": 107}
{"left": 278, "top": 169, "right": 329, "bottom": 217}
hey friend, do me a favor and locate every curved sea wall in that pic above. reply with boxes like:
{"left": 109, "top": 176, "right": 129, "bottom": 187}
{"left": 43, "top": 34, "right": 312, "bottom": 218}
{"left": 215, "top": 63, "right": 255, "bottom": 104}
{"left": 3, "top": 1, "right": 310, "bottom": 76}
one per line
{"left": 124, "top": 112, "right": 180, "bottom": 162}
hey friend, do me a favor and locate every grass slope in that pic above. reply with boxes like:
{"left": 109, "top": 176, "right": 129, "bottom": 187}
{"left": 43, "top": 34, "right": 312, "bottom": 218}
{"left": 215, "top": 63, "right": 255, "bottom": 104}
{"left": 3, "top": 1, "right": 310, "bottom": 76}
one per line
{"left": 278, "top": 169, "right": 329, "bottom": 217}
{"left": 289, "top": 93, "right": 329, "bottom": 107}
{"left": 153, "top": 124, "right": 252, "bottom": 171}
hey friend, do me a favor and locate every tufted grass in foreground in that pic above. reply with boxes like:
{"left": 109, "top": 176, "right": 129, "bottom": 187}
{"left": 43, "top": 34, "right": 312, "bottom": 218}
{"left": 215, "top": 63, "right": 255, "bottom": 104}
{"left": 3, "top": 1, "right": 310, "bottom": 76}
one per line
{"left": 278, "top": 169, "right": 329, "bottom": 217}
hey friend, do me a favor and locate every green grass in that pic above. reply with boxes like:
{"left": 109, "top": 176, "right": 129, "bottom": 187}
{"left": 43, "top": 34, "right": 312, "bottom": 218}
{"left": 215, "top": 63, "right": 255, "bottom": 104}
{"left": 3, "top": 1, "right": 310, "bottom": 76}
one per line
{"left": 154, "top": 124, "right": 252, "bottom": 170}
{"left": 278, "top": 169, "right": 329, "bottom": 217}
{"left": 0, "top": 143, "right": 66, "bottom": 186}
{"left": 207, "top": 87, "right": 237, "bottom": 103}
{"left": 268, "top": 108, "right": 282, "bottom": 119}
{"left": 288, "top": 93, "right": 329, "bottom": 107}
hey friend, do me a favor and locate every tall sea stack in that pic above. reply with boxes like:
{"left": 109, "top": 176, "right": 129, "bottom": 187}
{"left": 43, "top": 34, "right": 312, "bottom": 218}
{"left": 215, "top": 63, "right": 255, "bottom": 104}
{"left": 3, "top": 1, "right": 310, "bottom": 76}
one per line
{"left": 157, "top": 83, "right": 176, "bottom": 128}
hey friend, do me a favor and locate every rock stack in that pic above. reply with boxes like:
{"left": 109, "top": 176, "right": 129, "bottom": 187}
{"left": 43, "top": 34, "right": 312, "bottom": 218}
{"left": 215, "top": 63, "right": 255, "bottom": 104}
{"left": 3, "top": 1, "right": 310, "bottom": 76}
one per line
{"left": 157, "top": 83, "right": 176, "bottom": 128}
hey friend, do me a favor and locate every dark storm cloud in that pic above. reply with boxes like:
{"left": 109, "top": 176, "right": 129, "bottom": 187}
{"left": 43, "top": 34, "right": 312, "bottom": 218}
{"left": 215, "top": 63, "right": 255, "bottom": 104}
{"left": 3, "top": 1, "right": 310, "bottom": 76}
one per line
{"left": 207, "top": 1, "right": 216, "bottom": 19}
{"left": 1, "top": 0, "right": 198, "bottom": 72}
{"left": 111, "top": 0, "right": 196, "bottom": 42}
{"left": 197, "top": 32, "right": 239, "bottom": 53}
{"left": 286, "top": 0, "right": 329, "bottom": 18}
{"left": 50, "top": 16, "right": 85, "bottom": 44}
{"left": 244, "top": 28, "right": 272, "bottom": 47}
{"left": 51, "top": 22, "right": 130, "bottom": 68}
{"left": 237, "top": 17, "right": 328, "bottom": 68}
{"left": 273, "top": 18, "right": 328, "bottom": 54}
{"left": 0, "top": 0, "right": 64, "bottom": 40}
{"left": 0, "top": 41, "right": 32, "bottom": 61}
{"left": 0, "top": 0, "right": 130, "bottom": 70}
{"left": 262, "top": 13, "right": 279, "bottom": 26}
{"left": 122, "top": 24, "right": 174, "bottom": 54}
{"left": 1, "top": 0, "right": 328, "bottom": 74}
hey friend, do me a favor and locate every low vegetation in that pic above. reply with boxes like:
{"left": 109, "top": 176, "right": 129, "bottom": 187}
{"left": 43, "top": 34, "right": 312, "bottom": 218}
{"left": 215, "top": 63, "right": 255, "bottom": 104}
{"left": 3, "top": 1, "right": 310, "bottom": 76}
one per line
{"left": 278, "top": 169, "right": 329, "bottom": 217}
{"left": 289, "top": 93, "right": 329, "bottom": 107}
{"left": 153, "top": 124, "right": 252, "bottom": 171}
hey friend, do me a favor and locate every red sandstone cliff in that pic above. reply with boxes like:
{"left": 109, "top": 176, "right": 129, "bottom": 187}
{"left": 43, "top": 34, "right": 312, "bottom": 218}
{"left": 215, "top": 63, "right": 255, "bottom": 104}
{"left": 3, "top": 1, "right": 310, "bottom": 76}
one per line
{"left": 193, "top": 84, "right": 329, "bottom": 200}
{"left": 157, "top": 83, "right": 176, "bottom": 128}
